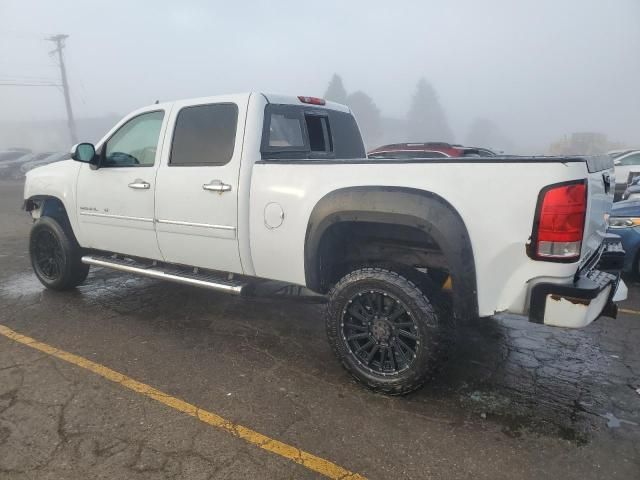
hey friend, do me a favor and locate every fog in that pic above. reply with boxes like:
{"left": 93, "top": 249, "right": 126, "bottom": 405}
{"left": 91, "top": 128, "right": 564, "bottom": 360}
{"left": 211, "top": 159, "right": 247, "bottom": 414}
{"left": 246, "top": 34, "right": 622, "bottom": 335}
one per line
{"left": 1, "top": 0, "right": 639, "bottom": 153}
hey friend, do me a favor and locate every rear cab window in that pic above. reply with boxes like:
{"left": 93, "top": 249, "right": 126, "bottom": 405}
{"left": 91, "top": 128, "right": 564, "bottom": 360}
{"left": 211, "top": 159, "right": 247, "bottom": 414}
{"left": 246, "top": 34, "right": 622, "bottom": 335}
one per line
{"left": 305, "top": 114, "right": 332, "bottom": 153}
{"left": 268, "top": 112, "right": 305, "bottom": 148}
{"left": 261, "top": 104, "right": 364, "bottom": 160}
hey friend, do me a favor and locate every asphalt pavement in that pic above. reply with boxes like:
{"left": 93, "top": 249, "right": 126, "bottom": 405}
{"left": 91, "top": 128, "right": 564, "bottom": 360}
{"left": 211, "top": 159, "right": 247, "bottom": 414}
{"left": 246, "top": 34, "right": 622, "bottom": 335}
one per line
{"left": 0, "top": 180, "right": 638, "bottom": 479}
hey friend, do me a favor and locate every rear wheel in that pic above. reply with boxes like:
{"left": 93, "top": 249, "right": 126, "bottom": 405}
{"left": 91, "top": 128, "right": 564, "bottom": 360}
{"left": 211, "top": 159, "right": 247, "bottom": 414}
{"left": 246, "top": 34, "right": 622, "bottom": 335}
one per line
{"left": 326, "top": 267, "right": 447, "bottom": 395}
{"left": 29, "top": 216, "right": 89, "bottom": 290}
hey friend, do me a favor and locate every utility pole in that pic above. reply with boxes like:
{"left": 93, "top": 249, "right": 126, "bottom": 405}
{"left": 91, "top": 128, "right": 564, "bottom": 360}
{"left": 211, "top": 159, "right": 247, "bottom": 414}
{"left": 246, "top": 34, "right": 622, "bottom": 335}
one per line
{"left": 47, "top": 34, "right": 78, "bottom": 144}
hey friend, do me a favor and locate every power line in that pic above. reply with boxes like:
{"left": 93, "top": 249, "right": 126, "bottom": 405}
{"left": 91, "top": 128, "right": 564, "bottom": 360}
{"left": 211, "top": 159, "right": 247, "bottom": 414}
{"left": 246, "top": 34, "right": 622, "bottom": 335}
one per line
{"left": 0, "top": 29, "right": 51, "bottom": 39}
{"left": 0, "top": 74, "right": 59, "bottom": 81}
{"left": 0, "top": 75, "right": 60, "bottom": 84}
{"left": 0, "top": 82, "right": 61, "bottom": 87}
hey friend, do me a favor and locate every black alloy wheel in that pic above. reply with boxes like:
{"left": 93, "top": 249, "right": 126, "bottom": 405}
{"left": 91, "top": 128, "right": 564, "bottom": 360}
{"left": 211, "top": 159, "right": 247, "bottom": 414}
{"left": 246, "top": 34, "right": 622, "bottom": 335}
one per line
{"left": 340, "top": 289, "right": 420, "bottom": 376}
{"left": 326, "top": 267, "right": 447, "bottom": 395}
{"left": 32, "top": 229, "right": 64, "bottom": 281}
{"left": 29, "top": 216, "right": 89, "bottom": 290}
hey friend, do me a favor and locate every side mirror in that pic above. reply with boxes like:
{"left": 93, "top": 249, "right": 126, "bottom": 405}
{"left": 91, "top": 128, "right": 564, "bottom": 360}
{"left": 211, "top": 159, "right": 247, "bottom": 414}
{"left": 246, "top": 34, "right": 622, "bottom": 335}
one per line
{"left": 71, "top": 143, "right": 96, "bottom": 163}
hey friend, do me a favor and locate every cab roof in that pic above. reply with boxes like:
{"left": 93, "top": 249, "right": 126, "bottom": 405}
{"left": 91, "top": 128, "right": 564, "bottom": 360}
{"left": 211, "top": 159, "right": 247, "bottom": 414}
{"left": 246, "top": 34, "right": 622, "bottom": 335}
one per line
{"left": 261, "top": 93, "right": 351, "bottom": 113}
{"left": 139, "top": 92, "right": 351, "bottom": 114}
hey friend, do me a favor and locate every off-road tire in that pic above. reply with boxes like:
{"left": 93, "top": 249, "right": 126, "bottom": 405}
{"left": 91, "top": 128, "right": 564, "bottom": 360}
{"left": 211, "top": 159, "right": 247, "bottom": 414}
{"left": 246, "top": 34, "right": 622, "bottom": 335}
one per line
{"left": 29, "top": 216, "right": 89, "bottom": 290}
{"left": 326, "top": 267, "right": 447, "bottom": 395}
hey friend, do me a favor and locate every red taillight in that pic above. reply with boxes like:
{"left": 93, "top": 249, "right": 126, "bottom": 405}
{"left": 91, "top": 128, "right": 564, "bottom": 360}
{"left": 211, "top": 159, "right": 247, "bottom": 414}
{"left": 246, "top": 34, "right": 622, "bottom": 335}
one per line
{"left": 532, "top": 181, "right": 587, "bottom": 261}
{"left": 297, "top": 96, "right": 326, "bottom": 106}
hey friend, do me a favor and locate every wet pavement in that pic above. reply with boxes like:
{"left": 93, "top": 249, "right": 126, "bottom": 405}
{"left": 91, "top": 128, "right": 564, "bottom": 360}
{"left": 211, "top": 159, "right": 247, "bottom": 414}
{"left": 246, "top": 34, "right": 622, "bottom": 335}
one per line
{"left": 0, "top": 180, "right": 639, "bottom": 479}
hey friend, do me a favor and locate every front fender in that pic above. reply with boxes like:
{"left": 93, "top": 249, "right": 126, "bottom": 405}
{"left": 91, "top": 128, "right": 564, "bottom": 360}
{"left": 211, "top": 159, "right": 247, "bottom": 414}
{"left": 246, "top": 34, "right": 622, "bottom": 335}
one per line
{"left": 24, "top": 160, "right": 82, "bottom": 242}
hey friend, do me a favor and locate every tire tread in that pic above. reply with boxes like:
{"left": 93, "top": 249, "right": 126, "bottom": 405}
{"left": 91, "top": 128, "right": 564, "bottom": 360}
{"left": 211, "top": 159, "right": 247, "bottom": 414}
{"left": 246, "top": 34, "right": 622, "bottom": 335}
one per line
{"left": 325, "top": 267, "right": 446, "bottom": 395}
{"left": 29, "top": 216, "right": 89, "bottom": 290}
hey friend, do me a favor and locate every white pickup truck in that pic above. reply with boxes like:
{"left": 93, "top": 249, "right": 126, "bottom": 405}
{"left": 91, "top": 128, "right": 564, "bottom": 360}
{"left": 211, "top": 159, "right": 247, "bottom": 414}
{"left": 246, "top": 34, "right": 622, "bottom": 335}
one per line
{"left": 24, "top": 92, "right": 627, "bottom": 394}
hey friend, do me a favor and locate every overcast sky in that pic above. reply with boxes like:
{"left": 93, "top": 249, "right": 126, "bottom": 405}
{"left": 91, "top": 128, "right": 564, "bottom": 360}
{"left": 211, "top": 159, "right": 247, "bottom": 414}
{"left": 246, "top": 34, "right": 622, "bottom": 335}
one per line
{"left": 1, "top": 0, "right": 639, "bottom": 149}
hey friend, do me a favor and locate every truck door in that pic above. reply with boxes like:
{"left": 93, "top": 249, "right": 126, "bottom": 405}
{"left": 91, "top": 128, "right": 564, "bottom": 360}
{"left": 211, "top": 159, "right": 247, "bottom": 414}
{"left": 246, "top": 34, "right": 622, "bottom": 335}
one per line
{"left": 76, "top": 108, "right": 169, "bottom": 259}
{"left": 154, "top": 95, "right": 247, "bottom": 273}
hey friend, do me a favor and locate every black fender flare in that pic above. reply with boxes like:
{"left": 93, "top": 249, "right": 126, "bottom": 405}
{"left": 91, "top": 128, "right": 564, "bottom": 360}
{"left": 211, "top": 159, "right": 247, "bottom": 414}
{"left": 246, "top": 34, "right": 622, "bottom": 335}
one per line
{"left": 304, "top": 186, "right": 478, "bottom": 321}
{"left": 24, "top": 195, "right": 79, "bottom": 241}
{"left": 24, "top": 194, "right": 65, "bottom": 215}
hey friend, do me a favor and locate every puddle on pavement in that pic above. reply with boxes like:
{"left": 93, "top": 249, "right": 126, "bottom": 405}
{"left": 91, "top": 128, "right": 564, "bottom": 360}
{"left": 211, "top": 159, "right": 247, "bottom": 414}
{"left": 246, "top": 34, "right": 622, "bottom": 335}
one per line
{"left": 410, "top": 314, "right": 639, "bottom": 444}
{"left": 0, "top": 272, "right": 45, "bottom": 297}
{"left": 601, "top": 412, "right": 638, "bottom": 428}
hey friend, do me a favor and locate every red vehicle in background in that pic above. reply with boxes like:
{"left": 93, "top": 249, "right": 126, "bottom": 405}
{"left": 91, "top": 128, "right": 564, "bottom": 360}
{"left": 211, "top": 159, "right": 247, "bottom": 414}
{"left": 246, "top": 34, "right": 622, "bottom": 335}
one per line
{"left": 368, "top": 142, "right": 497, "bottom": 159}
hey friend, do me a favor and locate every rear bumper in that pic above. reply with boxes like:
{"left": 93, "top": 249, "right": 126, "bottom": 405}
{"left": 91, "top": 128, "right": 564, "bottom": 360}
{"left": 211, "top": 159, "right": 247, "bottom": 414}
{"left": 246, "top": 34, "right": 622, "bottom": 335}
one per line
{"left": 529, "top": 238, "right": 627, "bottom": 328}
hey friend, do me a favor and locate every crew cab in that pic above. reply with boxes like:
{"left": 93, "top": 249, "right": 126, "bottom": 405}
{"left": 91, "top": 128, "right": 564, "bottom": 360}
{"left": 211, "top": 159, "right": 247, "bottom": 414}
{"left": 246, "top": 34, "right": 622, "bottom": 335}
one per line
{"left": 23, "top": 92, "right": 627, "bottom": 395}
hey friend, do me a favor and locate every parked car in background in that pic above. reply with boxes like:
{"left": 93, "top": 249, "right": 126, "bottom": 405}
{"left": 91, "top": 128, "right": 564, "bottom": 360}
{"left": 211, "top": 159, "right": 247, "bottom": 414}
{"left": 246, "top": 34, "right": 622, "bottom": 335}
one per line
{"left": 20, "top": 152, "right": 70, "bottom": 174}
{"left": 0, "top": 149, "right": 32, "bottom": 178}
{"left": 609, "top": 149, "right": 640, "bottom": 200}
{"left": 0, "top": 150, "right": 69, "bottom": 180}
{"left": 621, "top": 176, "right": 640, "bottom": 202}
{"left": 608, "top": 149, "right": 636, "bottom": 159}
{"left": 368, "top": 142, "right": 497, "bottom": 159}
{"left": 608, "top": 199, "right": 640, "bottom": 275}
{"left": 0, "top": 148, "right": 31, "bottom": 163}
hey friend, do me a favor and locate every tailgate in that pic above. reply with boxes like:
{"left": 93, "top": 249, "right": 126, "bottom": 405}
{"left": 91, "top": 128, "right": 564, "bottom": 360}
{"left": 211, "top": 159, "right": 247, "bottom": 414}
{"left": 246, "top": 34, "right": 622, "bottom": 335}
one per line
{"left": 582, "top": 155, "right": 615, "bottom": 264}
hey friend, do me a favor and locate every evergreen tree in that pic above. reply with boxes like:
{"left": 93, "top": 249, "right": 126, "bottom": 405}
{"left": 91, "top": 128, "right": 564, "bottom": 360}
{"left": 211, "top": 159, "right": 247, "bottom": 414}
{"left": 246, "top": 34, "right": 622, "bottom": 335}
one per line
{"left": 347, "top": 91, "right": 381, "bottom": 149}
{"left": 324, "top": 74, "right": 348, "bottom": 105}
{"left": 406, "top": 78, "right": 453, "bottom": 142}
{"left": 466, "top": 117, "right": 513, "bottom": 152}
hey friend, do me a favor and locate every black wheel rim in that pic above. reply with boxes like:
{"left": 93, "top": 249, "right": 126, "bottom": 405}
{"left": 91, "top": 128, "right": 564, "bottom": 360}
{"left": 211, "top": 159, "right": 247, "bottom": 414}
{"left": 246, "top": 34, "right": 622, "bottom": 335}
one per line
{"left": 341, "top": 289, "right": 421, "bottom": 375}
{"left": 33, "top": 230, "right": 64, "bottom": 280}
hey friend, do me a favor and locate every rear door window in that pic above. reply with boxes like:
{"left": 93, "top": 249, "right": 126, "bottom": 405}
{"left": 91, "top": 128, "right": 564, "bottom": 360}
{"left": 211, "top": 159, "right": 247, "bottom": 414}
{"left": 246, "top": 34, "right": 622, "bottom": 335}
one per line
{"left": 170, "top": 103, "right": 238, "bottom": 166}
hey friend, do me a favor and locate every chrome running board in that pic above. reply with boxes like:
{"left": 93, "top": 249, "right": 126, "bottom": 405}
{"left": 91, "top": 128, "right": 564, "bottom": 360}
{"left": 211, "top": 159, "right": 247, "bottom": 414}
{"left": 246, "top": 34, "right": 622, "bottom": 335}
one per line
{"left": 81, "top": 255, "right": 245, "bottom": 295}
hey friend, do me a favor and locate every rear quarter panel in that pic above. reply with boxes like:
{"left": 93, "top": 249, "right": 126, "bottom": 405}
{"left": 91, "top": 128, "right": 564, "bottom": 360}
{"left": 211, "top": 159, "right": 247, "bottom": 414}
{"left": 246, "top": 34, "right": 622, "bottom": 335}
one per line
{"left": 248, "top": 160, "right": 591, "bottom": 317}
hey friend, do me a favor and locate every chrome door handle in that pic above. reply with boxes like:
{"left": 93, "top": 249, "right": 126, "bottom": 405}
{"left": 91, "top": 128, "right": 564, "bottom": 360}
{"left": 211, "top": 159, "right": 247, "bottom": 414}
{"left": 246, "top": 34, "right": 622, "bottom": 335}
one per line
{"left": 128, "top": 180, "right": 150, "bottom": 190}
{"left": 203, "top": 180, "right": 232, "bottom": 193}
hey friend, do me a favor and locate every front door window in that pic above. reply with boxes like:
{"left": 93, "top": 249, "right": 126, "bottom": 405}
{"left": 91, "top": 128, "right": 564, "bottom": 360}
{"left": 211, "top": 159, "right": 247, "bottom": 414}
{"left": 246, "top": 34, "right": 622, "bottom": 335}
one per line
{"left": 104, "top": 111, "right": 165, "bottom": 167}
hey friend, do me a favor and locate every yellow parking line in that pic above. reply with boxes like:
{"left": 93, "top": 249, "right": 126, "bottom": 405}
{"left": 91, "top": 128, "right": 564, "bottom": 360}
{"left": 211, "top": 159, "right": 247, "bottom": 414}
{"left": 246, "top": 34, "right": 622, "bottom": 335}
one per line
{"left": 619, "top": 308, "right": 640, "bottom": 316}
{"left": 0, "top": 324, "right": 366, "bottom": 480}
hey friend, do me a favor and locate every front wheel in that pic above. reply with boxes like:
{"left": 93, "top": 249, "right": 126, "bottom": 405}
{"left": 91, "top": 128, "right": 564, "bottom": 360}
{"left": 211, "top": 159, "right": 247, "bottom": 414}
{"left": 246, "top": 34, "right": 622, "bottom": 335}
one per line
{"left": 29, "top": 217, "right": 89, "bottom": 290}
{"left": 326, "top": 267, "right": 447, "bottom": 395}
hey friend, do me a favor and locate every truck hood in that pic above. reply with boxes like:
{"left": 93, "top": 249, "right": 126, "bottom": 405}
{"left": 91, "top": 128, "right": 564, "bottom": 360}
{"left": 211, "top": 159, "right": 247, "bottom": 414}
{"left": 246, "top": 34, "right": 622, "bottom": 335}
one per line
{"left": 25, "top": 158, "right": 76, "bottom": 179}
{"left": 24, "top": 159, "right": 81, "bottom": 206}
